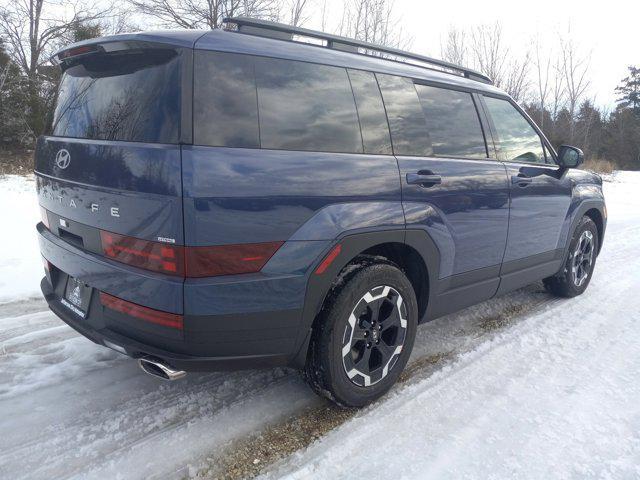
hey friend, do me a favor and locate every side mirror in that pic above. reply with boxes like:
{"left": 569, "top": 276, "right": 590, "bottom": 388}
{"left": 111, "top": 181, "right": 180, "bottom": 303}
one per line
{"left": 557, "top": 145, "right": 584, "bottom": 168}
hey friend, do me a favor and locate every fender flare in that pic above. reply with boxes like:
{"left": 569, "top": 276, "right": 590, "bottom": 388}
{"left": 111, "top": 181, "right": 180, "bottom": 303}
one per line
{"left": 290, "top": 228, "right": 440, "bottom": 367}
{"left": 561, "top": 200, "right": 606, "bottom": 265}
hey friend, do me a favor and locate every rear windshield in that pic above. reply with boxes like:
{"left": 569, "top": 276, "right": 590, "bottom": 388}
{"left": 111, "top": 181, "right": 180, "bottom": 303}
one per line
{"left": 51, "top": 48, "right": 182, "bottom": 143}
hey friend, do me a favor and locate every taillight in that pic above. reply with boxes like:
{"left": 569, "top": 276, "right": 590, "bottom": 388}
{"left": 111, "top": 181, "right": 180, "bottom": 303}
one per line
{"left": 100, "top": 230, "right": 184, "bottom": 276}
{"left": 100, "top": 292, "right": 183, "bottom": 329}
{"left": 40, "top": 206, "right": 50, "bottom": 229}
{"left": 99, "top": 230, "right": 283, "bottom": 278}
{"left": 185, "top": 242, "right": 284, "bottom": 277}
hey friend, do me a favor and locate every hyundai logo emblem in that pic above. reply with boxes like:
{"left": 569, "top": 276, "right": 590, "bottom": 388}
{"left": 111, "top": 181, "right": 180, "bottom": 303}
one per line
{"left": 55, "top": 149, "right": 71, "bottom": 169}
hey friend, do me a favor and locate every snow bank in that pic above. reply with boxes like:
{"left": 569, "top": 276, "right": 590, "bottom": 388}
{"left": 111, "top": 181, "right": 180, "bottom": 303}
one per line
{"left": 0, "top": 175, "right": 42, "bottom": 303}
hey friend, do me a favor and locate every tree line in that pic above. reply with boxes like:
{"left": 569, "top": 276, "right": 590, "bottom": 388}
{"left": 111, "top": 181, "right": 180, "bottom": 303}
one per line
{"left": 1, "top": 0, "right": 638, "bottom": 170}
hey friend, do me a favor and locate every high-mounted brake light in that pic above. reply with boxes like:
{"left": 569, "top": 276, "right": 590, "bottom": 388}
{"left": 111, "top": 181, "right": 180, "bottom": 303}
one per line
{"left": 100, "top": 292, "right": 183, "bottom": 329}
{"left": 58, "top": 45, "right": 101, "bottom": 61}
{"left": 100, "top": 230, "right": 185, "bottom": 276}
{"left": 185, "top": 242, "right": 284, "bottom": 277}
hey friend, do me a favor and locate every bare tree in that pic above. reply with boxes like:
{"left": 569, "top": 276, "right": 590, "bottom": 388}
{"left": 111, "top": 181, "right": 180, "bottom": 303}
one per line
{"left": 442, "top": 23, "right": 529, "bottom": 100}
{"left": 281, "top": 0, "right": 310, "bottom": 27}
{"left": 339, "top": 0, "right": 411, "bottom": 49}
{"left": 0, "top": 0, "right": 112, "bottom": 137}
{"left": 470, "top": 23, "right": 508, "bottom": 86}
{"left": 440, "top": 27, "right": 467, "bottom": 67}
{"left": 129, "top": 0, "right": 281, "bottom": 30}
{"left": 319, "top": 0, "right": 328, "bottom": 31}
{"left": 503, "top": 51, "right": 531, "bottom": 103}
{"left": 532, "top": 38, "right": 552, "bottom": 129}
{"left": 550, "top": 58, "right": 565, "bottom": 121}
{"left": 560, "top": 33, "right": 591, "bottom": 142}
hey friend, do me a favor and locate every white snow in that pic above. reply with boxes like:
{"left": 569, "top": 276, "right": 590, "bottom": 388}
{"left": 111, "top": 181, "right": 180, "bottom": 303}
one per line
{"left": 0, "top": 171, "right": 638, "bottom": 480}
{"left": 0, "top": 175, "right": 42, "bottom": 304}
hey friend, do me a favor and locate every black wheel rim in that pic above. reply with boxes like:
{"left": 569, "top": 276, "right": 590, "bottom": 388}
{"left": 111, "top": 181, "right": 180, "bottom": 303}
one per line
{"left": 341, "top": 285, "right": 408, "bottom": 387}
{"left": 572, "top": 230, "right": 594, "bottom": 287}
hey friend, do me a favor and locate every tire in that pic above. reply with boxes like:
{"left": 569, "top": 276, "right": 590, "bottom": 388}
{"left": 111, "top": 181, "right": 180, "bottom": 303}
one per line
{"left": 304, "top": 256, "right": 418, "bottom": 407}
{"left": 544, "top": 216, "right": 599, "bottom": 298}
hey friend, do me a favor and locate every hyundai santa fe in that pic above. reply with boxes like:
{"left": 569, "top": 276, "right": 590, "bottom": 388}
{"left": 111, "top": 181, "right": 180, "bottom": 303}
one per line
{"left": 35, "top": 17, "right": 606, "bottom": 407}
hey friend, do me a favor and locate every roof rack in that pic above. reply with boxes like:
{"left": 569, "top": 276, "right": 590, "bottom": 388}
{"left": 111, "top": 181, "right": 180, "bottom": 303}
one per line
{"left": 222, "top": 17, "right": 492, "bottom": 85}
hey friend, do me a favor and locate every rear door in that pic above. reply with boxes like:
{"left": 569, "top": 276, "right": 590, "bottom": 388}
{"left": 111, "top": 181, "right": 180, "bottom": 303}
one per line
{"left": 35, "top": 43, "right": 190, "bottom": 313}
{"left": 481, "top": 95, "right": 572, "bottom": 272}
{"left": 378, "top": 75, "right": 509, "bottom": 300}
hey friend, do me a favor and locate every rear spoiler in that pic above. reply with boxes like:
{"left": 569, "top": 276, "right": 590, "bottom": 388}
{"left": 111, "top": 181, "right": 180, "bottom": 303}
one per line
{"left": 50, "top": 31, "right": 208, "bottom": 66}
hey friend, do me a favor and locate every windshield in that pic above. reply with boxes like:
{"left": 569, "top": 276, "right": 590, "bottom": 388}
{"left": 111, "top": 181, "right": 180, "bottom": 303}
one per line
{"left": 51, "top": 48, "right": 182, "bottom": 144}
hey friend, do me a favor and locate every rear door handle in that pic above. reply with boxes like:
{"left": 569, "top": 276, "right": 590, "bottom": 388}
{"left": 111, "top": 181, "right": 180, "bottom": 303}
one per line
{"left": 406, "top": 173, "right": 442, "bottom": 187}
{"left": 511, "top": 175, "right": 532, "bottom": 186}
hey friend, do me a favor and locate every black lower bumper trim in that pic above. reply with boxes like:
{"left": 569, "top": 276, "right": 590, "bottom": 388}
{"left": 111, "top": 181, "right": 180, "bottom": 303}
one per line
{"left": 41, "top": 278, "right": 293, "bottom": 372}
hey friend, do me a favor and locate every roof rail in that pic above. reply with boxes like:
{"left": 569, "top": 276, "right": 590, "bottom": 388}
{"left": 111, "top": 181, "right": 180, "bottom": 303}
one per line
{"left": 222, "top": 16, "right": 492, "bottom": 85}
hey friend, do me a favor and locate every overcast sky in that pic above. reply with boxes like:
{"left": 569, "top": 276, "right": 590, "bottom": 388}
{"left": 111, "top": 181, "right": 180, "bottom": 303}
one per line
{"left": 304, "top": 0, "right": 638, "bottom": 108}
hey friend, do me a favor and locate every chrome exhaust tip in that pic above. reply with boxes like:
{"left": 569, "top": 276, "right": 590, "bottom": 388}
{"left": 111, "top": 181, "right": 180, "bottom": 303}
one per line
{"left": 138, "top": 356, "right": 186, "bottom": 381}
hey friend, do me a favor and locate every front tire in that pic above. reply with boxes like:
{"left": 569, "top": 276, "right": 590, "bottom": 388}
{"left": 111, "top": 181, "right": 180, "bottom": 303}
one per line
{"left": 544, "top": 216, "right": 599, "bottom": 297}
{"left": 304, "top": 258, "right": 418, "bottom": 407}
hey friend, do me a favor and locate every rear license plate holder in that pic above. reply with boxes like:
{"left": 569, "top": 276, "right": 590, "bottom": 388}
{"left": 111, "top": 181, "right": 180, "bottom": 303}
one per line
{"left": 61, "top": 276, "right": 92, "bottom": 318}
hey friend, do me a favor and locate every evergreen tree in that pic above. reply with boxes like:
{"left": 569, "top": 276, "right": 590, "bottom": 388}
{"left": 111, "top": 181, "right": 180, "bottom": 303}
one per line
{"left": 615, "top": 66, "right": 640, "bottom": 113}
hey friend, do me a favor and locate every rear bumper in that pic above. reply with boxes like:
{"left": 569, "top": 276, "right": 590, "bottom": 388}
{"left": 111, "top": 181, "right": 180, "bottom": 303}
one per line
{"left": 38, "top": 223, "right": 310, "bottom": 371}
{"left": 41, "top": 278, "right": 293, "bottom": 370}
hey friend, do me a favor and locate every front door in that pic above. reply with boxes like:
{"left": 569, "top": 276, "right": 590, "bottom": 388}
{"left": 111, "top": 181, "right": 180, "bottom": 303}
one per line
{"left": 481, "top": 95, "right": 572, "bottom": 282}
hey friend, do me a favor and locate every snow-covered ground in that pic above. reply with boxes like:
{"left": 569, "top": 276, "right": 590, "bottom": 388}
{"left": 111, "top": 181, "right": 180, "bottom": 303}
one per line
{"left": 0, "top": 175, "right": 42, "bottom": 303}
{"left": 0, "top": 172, "right": 638, "bottom": 479}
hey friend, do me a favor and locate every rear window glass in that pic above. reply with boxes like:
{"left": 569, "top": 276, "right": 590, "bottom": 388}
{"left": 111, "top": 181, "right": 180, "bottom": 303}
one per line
{"left": 52, "top": 49, "right": 181, "bottom": 143}
{"left": 376, "top": 74, "right": 432, "bottom": 156}
{"left": 347, "top": 69, "right": 392, "bottom": 155}
{"left": 255, "top": 57, "right": 362, "bottom": 153}
{"left": 194, "top": 51, "right": 259, "bottom": 148}
{"left": 415, "top": 85, "right": 487, "bottom": 158}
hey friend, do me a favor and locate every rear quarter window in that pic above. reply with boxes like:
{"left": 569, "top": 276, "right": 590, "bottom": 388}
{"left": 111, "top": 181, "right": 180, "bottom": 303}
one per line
{"left": 255, "top": 57, "right": 363, "bottom": 153}
{"left": 52, "top": 48, "right": 182, "bottom": 144}
{"left": 194, "top": 51, "right": 260, "bottom": 148}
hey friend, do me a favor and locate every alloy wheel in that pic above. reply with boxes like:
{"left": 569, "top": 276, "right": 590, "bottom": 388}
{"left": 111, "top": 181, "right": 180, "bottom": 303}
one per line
{"left": 341, "top": 285, "right": 408, "bottom": 387}
{"left": 572, "top": 230, "right": 594, "bottom": 287}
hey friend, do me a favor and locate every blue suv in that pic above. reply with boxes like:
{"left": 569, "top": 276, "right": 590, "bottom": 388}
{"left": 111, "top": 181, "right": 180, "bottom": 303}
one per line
{"left": 35, "top": 17, "right": 606, "bottom": 406}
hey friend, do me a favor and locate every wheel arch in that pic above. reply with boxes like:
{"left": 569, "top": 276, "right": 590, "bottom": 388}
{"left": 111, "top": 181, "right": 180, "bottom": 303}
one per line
{"left": 564, "top": 201, "right": 606, "bottom": 262}
{"left": 584, "top": 207, "right": 604, "bottom": 254}
{"left": 290, "top": 228, "right": 440, "bottom": 368}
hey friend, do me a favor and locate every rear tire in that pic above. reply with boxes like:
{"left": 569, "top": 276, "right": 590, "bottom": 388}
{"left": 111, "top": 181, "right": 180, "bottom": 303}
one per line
{"left": 304, "top": 257, "right": 418, "bottom": 407}
{"left": 544, "top": 216, "right": 599, "bottom": 297}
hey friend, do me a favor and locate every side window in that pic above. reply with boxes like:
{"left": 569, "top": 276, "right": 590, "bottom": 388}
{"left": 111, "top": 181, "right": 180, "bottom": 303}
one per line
{"left": 194, "top": 51, "right": 260, "bottom": 148}
{"left": 483, "top": 96, "right": 547, "bottom": 164}
{"left": 347, "top": 69, "right": 392, "bottom": 155}
{"left": 255, "top": 57, "right": 362, "bottom": 153}
{"left": 415, "top": 85, "right": 488, "bottom": 159}
{"left": 376, "top": 73, "right": 432, "bottom": 156}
